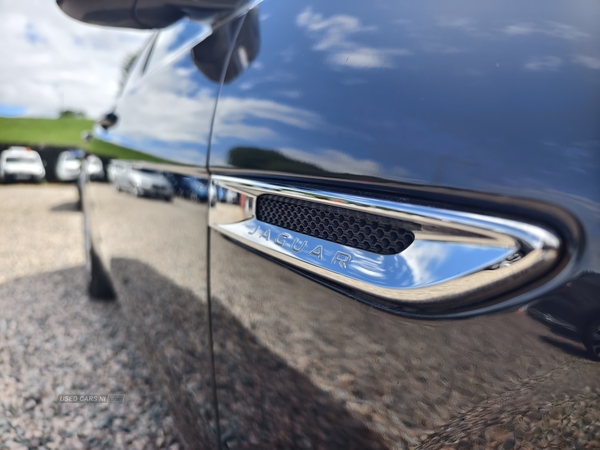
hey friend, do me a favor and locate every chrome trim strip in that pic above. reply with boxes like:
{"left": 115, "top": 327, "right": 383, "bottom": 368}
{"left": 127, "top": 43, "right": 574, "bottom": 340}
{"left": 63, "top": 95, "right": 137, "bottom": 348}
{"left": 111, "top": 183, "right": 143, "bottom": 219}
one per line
{"left": 209, "top": 176, "right": 561, "bottom": 305}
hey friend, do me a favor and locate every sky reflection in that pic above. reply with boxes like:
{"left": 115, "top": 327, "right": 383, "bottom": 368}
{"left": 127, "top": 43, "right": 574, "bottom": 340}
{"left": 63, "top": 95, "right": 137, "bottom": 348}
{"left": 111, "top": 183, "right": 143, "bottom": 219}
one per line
{"left": 0, "top": 0, "right": 149, "bottom": 118}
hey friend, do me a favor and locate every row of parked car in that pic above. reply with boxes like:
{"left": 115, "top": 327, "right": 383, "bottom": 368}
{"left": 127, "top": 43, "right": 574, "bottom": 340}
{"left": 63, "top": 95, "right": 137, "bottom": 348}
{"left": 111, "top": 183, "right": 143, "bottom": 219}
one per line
{"left": 0, "top": 146, "right": 104, "bottom": 183}
{"left": 0, "top": 146, "right": 236, "bottom": 204}
{"left": 107, "top": 161, "right": 212, "bottom": 203}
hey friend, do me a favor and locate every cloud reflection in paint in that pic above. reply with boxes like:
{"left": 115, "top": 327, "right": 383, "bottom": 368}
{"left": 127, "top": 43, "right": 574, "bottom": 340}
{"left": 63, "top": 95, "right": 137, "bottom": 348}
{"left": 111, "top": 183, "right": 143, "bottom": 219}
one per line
{"left": 296, "top": 7, "right": 411, "bottom": 69}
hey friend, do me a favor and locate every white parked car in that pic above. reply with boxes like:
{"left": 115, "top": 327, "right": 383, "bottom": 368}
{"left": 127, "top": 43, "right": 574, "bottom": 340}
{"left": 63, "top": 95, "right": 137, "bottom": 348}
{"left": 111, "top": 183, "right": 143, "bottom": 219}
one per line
{"left": 0, "top": 147, "right": 45, "bottom": 183}
{"left": 55, "top": 149, "right": 85, "bottom": 182}
{"left": 86, "top": 155, "right": 105, "bottom": 180}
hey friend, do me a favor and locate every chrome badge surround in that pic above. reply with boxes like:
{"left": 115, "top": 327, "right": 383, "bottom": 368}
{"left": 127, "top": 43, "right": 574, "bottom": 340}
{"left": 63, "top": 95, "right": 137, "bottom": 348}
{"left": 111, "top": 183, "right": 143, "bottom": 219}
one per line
{"left": 209, "top": 176, "right": 561, "bottom": 305}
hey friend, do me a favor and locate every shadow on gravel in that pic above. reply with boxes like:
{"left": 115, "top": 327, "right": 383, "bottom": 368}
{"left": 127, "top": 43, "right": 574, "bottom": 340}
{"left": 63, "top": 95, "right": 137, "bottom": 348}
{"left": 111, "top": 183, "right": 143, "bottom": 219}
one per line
{"left": 110, "top": 257, "right": 386, "bottom": 450}
{"left": 539, "top": 335, "right": 591, "bottom": 360}
{"left": 50, "top": 201, "right": 80, "bottom": 212}
{"left": 0, "top": 266, "right": 182, "bottom": 449}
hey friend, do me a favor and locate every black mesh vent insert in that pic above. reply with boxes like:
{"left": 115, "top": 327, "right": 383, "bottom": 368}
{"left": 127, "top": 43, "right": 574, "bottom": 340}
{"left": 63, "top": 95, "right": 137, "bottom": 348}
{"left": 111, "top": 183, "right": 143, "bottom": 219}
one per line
{"left": 256, "top": 195, "right": 415, "bottom": 255}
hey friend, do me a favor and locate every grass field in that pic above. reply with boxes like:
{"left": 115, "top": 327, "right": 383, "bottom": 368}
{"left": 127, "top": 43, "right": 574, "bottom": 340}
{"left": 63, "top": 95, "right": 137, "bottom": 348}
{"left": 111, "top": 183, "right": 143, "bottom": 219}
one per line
{"left": 87, "top": 139, "right": 171, "bottom": 163}
{"left": 0, "top": 117, "right": 171, "bottom": 163}
{"left": 0, "top": 117, "right": 94, "bottom": 147}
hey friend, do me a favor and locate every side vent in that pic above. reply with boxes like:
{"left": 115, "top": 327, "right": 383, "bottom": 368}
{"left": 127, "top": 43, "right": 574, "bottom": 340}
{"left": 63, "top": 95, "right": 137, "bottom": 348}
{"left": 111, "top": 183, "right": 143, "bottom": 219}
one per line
{"left": 256, "top": 195, "right": 414, "bottom": 255}
{"left": 209, "top": 176, "right": 562, "bottom": 311}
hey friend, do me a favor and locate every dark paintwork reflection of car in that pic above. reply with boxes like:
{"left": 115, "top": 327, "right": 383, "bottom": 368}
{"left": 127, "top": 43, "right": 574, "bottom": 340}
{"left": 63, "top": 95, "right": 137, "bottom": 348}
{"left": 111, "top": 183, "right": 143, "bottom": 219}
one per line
{"left": 179, "top": 176, "right": 208, "bottom": 202}
{"left": 528, "top": 273, "right": 600, "bottom": 360}
{"left": 59, "top": 1, "right": 600, "bottom": 449}
{"left": 163, "top": 173, "right": 208, "bottom": 201}
{"left": 216, "top": 185, "right": 238, "bottom": 204}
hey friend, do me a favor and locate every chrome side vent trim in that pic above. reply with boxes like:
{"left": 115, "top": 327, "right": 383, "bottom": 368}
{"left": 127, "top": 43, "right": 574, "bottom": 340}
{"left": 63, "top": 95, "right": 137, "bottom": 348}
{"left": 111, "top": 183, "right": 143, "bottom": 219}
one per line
{"left": 256, "top": 195, "right": 415, "bottom": 255}
{"left": 209, "top": 176, "right": 561, "bottom": 307}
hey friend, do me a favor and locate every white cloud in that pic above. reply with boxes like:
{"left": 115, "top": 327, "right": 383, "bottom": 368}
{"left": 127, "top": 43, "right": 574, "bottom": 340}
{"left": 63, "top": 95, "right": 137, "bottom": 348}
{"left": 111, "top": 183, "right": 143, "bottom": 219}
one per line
{"left": 329, "top": 48, "right": 411, "bottom": 69}
{"left": 436, "top": 16, "right": 490, "bottom": 37}
{"left": 503, "top": 22, "right": 537, "bottom": 36}
{"left": 572, "top": 55, "right": 600, "bottom": 70}
{"left": 401, "top": 242, "right": 450, "bottom": 286}
{"left": 296, "top": 7, "right": 411, "bottom": 69}
{"left": 438, "top": 17, "right": 474, "bottom": 29}
{"left": 114, "top": 67, "right": 215, "bottom": 146}
{"left": 524, "top": 56, "right": 562, "bottom": 71}
{"left": 0, "top": 0, "right": 150, "bottom": 119}
{"left": 234, "top": 71, "right": 296, "bottom": 91}
{"left": 275, "top": 90, "right": 302, "bottom": 99}
{"left": 503, "top": 22, "right": 589, "bottom": 40}
{"left": 213, "top": 96, "right": 320, "bottom": 141}
{"left": 279, "top": 147, "right": 382, "bottom": 176}
{"left": 545, "top": 22, "right": 590, "bottom": 40}
{"left": 86, "top": 59, "right": 216, "bottom": 165}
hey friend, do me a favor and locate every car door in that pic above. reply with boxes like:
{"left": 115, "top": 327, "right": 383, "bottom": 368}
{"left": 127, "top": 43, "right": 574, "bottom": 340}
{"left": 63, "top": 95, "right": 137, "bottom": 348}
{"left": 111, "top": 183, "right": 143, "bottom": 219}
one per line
{"left": 82, "top": 17, "right": 232, "bottom": 447}
{"left": 207, "top": 1, "right": 599, "bottom": 449}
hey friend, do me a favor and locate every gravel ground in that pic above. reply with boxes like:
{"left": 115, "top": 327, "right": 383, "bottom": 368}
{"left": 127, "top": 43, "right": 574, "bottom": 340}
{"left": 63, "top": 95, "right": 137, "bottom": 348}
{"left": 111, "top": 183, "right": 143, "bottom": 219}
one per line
{"left": 0, "top": 184, "right": 182, "bottom": 450}
{"left": 2, "top": 183, "right": 599, "bottom": 450}
{"left": 0, "top": 185, "right": 85, "bottom": 285}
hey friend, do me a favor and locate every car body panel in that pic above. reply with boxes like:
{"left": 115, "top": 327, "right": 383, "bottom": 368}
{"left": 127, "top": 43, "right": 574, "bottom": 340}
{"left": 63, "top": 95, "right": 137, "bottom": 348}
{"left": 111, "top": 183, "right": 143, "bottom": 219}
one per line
{"left": 206, "top": 1, "right": 600, "bottom": 448}
{"left": 81, "top": 18, "right": 226, "bottom": 449}
{"left": 73, "top": 0, "right": 600, "bottom": 448}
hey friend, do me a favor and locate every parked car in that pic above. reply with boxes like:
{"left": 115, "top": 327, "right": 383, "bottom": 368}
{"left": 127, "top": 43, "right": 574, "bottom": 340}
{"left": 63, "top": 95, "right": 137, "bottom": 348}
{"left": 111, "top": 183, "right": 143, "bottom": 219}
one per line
{"left": 85, "top": 154, "right": 105, "bottom": 180}
{"left": 112, "top": 164, "right": 174, "bottom": 201}
{"left": 216, "top": 185, "right": 238, "bottom": 204}
{"left": 0, "top": 146, "right": 45, "bottom": 183}
{"left": 60, "top": 1, "right": 600, "bottom": 449}
{"left": 55, "top": 149, "right": 85, "bottom": 182}
{"left": 105, "top": 160, "right": 118, "bottom": 184}
{"left": 178, "top": 176, "right": 208, "bottom": 201}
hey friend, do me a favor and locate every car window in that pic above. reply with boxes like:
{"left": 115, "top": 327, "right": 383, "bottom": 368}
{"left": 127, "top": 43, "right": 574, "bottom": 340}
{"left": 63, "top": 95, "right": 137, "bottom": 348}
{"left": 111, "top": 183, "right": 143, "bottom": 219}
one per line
{"left": 134, "top": 168, "right": 160, "bottom": 175}
{"left": 6, "top": 157, "right": 36, "bottom": 163}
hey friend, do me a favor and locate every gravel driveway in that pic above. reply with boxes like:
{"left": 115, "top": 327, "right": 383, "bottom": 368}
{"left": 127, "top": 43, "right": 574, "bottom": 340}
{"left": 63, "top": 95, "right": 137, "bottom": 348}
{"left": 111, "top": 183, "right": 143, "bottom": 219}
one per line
{"left": 0, "top": 185, "right": 182, "bottom": 450}
{"left": 1, "top": 184, "right": 599, "bottom": 450}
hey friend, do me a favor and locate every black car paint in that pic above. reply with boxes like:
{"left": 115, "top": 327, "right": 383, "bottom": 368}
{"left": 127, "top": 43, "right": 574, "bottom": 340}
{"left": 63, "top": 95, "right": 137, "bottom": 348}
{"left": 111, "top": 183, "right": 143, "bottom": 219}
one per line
{"left": 528, "top": 272, "right": 600, "bottom": 343}
{"left": 78, "top": 1, "right": 600, "bottom": 448}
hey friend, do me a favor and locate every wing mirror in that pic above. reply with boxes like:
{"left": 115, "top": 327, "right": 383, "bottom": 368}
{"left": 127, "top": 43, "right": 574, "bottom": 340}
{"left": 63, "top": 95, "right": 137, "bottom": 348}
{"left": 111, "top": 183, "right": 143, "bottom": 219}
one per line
{"left": 98, "top": 112, "right": 118, "bottom": 130}
{"left": 58, "top": 0, "right": 261, "bottom": 84}
{"left": 56, "top": 0, "right": 243, "bottom": 29}
{"left": 81, "top": 131, "right": 93, "bottom": 142}
{"left": 191, "top": 6, "right": 260, "bottom": 84}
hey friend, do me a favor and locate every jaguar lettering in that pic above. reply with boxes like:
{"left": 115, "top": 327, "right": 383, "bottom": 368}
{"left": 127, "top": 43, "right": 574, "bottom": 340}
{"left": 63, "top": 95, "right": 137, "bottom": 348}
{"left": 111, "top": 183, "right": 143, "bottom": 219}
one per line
{"left": 249, "top": 226, "right": 352, "bottom": 269}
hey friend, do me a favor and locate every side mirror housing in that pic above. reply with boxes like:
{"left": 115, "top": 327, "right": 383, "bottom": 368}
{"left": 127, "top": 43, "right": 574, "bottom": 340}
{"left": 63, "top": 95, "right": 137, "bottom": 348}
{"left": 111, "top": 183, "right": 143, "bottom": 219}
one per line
{"left": 98, "top": 112, "right": 118, "bottom": 130}
{"left": 81, "top": 131, "right": 93, "bottom": 142}
{"left": 56, "top": 0, "right": 242, "bottom": 29}
{"left": 191, "top": 7, "right": 260, "bottom": 83}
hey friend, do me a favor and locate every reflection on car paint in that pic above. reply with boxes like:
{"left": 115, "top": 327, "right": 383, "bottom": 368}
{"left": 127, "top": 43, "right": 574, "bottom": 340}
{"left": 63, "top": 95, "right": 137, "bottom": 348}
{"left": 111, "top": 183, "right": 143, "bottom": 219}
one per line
{"left": 70, "top": 0, "right": 600, "bottom": 448}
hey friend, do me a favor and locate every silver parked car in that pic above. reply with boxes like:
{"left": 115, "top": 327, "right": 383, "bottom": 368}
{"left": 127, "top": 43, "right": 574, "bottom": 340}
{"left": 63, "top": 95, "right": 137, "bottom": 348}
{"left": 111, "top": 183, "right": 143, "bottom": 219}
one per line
{"left": 112, "top": 164, "right": 174, "bottom": 201}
